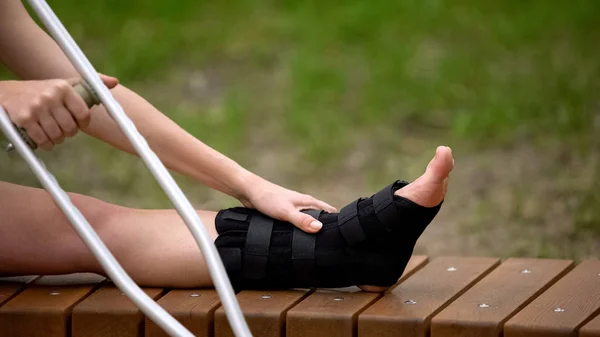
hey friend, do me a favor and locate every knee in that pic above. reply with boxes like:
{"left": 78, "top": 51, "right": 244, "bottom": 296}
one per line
{"left": 67, "top": 192, "right": 124, "bottom": 231}
{"left": 64, "top": 193, "right": 128, "bottom": 272}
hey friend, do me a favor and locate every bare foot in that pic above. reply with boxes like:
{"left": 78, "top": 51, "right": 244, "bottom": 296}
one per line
{"left": 358, "top": 146, "right": 454, "bottom": 293}
{"left": 395, "top": 146, "right": 454, "bottom": 207}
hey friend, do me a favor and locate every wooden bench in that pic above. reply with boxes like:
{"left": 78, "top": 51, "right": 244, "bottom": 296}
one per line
{"left": 1, "top": 256, "right": 599, "bottom": 337}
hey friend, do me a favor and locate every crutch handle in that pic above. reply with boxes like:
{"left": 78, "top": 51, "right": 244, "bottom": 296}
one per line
{"left": 2, "top": 79, "right": 100, "bottom": 152}
{"left": 73, "top": 80, "right": 101, "bottom": 108}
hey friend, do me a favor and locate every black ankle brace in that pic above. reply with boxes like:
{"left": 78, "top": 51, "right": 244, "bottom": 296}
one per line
{"left": 215, "top": 181, "right": 441, "bottom": 290}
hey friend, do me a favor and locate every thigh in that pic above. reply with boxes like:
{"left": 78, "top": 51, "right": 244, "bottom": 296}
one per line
{"left": 0, "top": 181, "right": 116, "bottom": 275}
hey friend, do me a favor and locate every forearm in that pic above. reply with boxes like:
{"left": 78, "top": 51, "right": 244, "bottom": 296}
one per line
{"left": 84, "top": 85, "right": 253, "bottom": 197}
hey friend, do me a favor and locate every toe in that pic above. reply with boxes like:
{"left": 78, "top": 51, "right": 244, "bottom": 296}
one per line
{"left": 395, "top": 146, "right": 453, "bottom": 207}
{"left": 442, "top": 177, "right": 449, "bottom": 197}
{"left": 426, "top": 146, "right": 454, "bottom": 183}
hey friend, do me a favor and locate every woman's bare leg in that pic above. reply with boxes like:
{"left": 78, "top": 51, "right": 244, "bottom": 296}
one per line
{"left": 0, "top": 146, "right": 455, "bottom": 291}
{"left": 0, "top": 181, "right": 217, "bottom": 288}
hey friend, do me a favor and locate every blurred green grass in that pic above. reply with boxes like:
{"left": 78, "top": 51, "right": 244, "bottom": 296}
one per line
{"left": 1, "top": 0, "right": 598, "bottom": 257}
{"left": 37, "top": 0, "right": 600, "bottom": 157}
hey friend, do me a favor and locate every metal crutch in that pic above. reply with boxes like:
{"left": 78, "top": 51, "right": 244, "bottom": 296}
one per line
{"left": 0, "top": 1, "right": 253, "bottom": 336}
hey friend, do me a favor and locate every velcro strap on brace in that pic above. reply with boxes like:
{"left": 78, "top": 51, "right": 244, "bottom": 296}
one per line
{"left": 373, "top": 180, "right": 406, "bottom": 231}
{"left": 219, "top": 247, "right": 242, "bottom": 273}
{"left": 293, "top": 209, "right": 319, "bottom": 284}
{"left": 221, "top": 209, "right": 249, "bottom": 222}
{"left": 338, "top": 199, "right": 366, "bottom": 245}
{"left": 243, "top": 213, "right": 274, "bottom": 280}
{"left": 303, "top": 209, "right": 322, "bottom": 220}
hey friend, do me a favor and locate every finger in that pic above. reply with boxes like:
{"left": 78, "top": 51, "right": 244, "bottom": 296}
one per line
{"left": 24, "top": 122, "right": 52, "bottom": 151}
{"left": 66, "top": 77, "right": 81, "bottom": 86}
{"left": 286, "top": 210, "right": 323, "bottom": 233}
{"left": 311, "top": 198, "right": 337, "bottom": 213}
{"left": 38, "top": 111, "right": 64, "bottom": 145}
{"left": 297, "top": 197, "right": 338, "bottom": 214}
{"left": 99, "top": 73, "right": 119, "bottom": 88}
{"left": 67, "top": 74, "right": 119, "bottom": 89}
{"left": 63, "top": 86, "right": 91, "bottom": 128}
{"left": 10, "top": 106, "right": 36, "bottom": 128}
{"left": 51, "top": 105, "right": 78, "bottom": 137}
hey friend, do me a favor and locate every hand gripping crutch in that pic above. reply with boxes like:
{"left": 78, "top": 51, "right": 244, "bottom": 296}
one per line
{"left": 0, "top": 1, "right": 253, "bottom": 336}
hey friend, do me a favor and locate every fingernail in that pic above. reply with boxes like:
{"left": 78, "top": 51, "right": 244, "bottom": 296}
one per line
{"left": 310, "top": 221, "right": 323, "bottom": 230}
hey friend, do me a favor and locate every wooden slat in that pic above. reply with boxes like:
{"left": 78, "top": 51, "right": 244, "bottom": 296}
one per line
{"left": 145, "top": 289, "right": 221, "bottom": 337}
{"left": 72, "top": 285, "right": 165, "bottom": 337}
{"left": 0, "top": 282, "right": 25, "bottom": 308}
{"left": 431, "top": 258, "right": 573, "bottom": 337}
{"left": 504, "top": 260, "right": 600, "bottom": 337}
{"left": 286, "top": 255, "right": 429, "bottom": 337}
{"left": 358, "top": 257, "right": 500, "bottom": 337}
{"left": 215, "top": 289, "right": 310, "bottom": 337}
{"left": 0, "top": 275, "right": 38, "bottom": 307}
{"left": 394, "top": 255, "right": 430, "bottom": 287}
{"left": 287, "top": 290, "right": 381, "bottom": 337}
{"left": 0, "top": 273, "right": 104, "bottom": 337}
{"left": 580, "top": 312, "right": 600, "bottom": 337}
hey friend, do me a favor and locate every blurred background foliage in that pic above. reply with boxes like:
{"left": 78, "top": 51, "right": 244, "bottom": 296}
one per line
{"left": 1, "top": 0, "right": 599, "bottom": 259}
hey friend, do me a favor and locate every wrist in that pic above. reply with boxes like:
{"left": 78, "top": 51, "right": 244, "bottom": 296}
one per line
{"left": 209, "top": 153, "right": 260, "bottom": 200}
{"left": 230, "top": 168, "right": 263, "bottom": 201}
